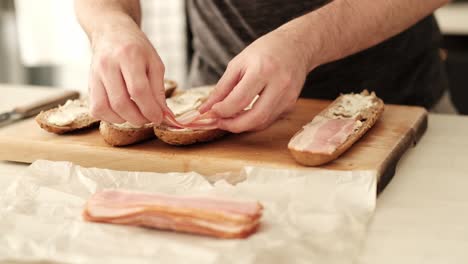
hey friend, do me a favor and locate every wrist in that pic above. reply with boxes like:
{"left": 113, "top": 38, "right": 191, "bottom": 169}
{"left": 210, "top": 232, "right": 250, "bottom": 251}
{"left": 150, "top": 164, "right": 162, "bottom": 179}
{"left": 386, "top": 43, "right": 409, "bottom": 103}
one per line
{"left": 271, "top": 28, "right": 311, "bottom": 75}
{"left": 276, "top": 14, "right": 327, "bottom": 73}
{"left": 89, "top": 10, "right": 140, "bottom": 50}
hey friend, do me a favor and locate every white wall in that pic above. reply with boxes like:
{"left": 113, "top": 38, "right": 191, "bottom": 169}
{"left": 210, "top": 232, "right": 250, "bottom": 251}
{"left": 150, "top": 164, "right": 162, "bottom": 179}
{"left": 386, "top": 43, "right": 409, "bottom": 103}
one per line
{"left": 0, "top": 3, "right": 25, "bottom": 83}
{"left": 14, "top": 0, "right": 187, "bottom": 93}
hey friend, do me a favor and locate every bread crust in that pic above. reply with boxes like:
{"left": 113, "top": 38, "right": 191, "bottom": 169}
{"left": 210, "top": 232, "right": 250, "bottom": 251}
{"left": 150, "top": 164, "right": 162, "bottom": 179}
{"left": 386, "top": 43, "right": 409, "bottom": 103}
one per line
{"left": 35, "top": 79, "right": 176, "bottom": 137}
{"left": 164, "top": 79, "right": 177, "bottom": 97}
{"left": 35, "top": 108, "right": 99, "bottom": 134}
{"left": 100, "top": 122, "right": 155, "bottom": 147}
{"left": 154, "top": 126, "right": 227, "bottom": 146}
{"left": 99, "top": 79, "right": 178, "bottom": 146}
{"left": 289, "top": 91, "right": 384, "bottom": 166}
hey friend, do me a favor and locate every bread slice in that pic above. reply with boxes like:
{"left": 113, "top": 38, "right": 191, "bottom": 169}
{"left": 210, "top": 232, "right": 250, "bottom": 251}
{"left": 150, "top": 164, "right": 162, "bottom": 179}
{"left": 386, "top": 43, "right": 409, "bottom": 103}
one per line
{"left": 35, "top": 79, "right": 176, "bottom": 137}
{"left": 154, "top": 126, "right": 227, "bottom": 146}
{"left": 163, "top": 79, "right": 177, "bottom": 97}
{"left": 288, "top": 90, "right": 384, "bottom": 166}
{"left": 36, "top": 99, "right": 99, "bottom": 134}
{"left": 99, "top": 79, "right": 178, "bottom": 146}
{"left": 154, "top": 86, "right": 228, "bottom": 146}
{"left": 100, "top": 122, "right": 154, "bottom": 146}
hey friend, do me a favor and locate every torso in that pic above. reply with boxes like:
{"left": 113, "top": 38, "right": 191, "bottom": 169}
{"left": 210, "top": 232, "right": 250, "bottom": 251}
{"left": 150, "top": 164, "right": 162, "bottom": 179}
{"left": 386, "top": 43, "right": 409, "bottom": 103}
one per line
{"left": 187, "top": 0, "right": 447, "bottom": 108}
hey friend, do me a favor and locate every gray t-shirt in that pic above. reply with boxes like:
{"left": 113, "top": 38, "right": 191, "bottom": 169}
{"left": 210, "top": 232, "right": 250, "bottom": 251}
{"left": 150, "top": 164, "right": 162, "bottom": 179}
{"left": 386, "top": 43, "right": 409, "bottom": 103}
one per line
{"left": 187, "top": 0, "right": 447, "bottom": 108}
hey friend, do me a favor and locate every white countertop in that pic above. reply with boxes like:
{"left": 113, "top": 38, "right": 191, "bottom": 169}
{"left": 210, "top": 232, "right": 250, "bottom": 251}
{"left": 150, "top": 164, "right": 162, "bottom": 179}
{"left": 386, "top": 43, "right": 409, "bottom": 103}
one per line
{"left": 359, "top": 113, "right": 468, "bottom": 263}
{"left": 1, "top": 84, "right": 468, "bottom": 263}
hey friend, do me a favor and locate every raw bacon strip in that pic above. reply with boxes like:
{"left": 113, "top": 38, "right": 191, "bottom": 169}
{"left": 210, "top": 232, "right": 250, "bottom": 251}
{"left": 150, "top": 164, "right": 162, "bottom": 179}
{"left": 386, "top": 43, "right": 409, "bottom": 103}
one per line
{"left": 83, "top": 210, "right": 260, "bottom": 239}
{"left": 83, "top": 189, "right": 263, "bottom": 239}
{"left": 187, "top": 110, "right": 218, "bottom": 124}
{"left": 162, "top": 110, "right": 220, "bottom": 130}
{"left": 87, "top": 189, "right": 262, "bottom": 221}
{"left": 163, "top": 113, "right": 184, "bottom": 128}
{"left": 176, "top": 110, "right": 219, "bottom": 126}
{"left": 161, "top": 92, "right": 258, "bottom": 130}
{"left": 176, "top": 110, "right": 203, "bottom": 124}
{"left": 305, "top": 118, "right": 356, "bottom": 153}
{"left": 288, "top": 117, "right": 358, "bottom": 154}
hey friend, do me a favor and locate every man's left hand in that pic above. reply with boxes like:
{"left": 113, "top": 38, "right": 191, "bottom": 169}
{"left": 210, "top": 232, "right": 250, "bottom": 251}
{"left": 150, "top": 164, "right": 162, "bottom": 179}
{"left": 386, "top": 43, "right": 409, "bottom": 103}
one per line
{"left": 199, "top": 29, "right": 310, "bottom": 133}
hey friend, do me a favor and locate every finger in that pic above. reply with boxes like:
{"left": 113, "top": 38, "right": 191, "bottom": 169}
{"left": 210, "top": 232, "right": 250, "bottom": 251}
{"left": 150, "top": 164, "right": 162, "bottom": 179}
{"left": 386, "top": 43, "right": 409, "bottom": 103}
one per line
{"left": 250, "top": 91, "right": 299, "bottom": 132}
{"left": 100, "top": 62, "right": 150, "bottom": 126}
{"left": 251, "top": 99, "right": 287, "bottom": 132}
{"left": 210, "top": 69, "right": 266, "bottom": 118}
{"left": 88, "top": 74, "right": 126, "bottom": 123}
{"left": 217, "top": 83, "right": 283, "bottom": 133}
{"left": 120, "top": 60, "right": 163, "bottom": 124}
{"left": 282, "top": 100, "right": 297, "bottom": 116}
{"left": 148, "top": 55, "right": 170, "bottom": 116}
{"left": 199, "top": 63, "right": 241, "bottom": 113}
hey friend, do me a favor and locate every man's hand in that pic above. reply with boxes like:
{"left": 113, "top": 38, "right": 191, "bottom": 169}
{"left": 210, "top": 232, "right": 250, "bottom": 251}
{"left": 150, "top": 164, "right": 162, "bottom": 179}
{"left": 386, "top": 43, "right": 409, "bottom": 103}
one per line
{"left": 201, "top": 0, "right": 449, "bottom": 133}
{"left": 75, "top": 0, "right": 167, "bottom": 126}
{"left": 200, "top": 29, "right": 309, "bottom": 133}
{"left": 89, "top": 15, "right": 167, "bottom": 126}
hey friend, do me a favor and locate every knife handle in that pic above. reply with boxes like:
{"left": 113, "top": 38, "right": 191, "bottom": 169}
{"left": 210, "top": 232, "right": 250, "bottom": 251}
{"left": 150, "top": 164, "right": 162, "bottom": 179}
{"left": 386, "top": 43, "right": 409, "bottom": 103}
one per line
{"left": 13, "top": 90, "right": 81, "bottom": 118}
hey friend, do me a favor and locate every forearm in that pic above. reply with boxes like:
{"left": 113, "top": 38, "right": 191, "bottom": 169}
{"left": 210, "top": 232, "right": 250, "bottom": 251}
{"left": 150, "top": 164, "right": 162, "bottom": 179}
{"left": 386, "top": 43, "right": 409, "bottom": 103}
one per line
{"left": 75, "top": 0, "right": 141, "bottom": 45}
{"left": 279, "top": 0, "right": 450, "bottom": 72}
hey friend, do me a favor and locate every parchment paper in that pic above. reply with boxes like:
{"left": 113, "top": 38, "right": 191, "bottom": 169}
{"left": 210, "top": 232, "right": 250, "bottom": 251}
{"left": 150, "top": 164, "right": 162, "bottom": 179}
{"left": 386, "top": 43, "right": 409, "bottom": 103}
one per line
{"left": 0, "top": 160, "right": 376, "bottom": 264}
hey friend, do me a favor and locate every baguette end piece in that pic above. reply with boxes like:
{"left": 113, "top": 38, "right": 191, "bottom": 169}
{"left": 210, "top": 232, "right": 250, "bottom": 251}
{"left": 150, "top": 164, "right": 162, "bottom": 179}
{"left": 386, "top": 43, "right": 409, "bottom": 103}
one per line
{"left": 35, "top": 108, "right": 99, "bottom": 134}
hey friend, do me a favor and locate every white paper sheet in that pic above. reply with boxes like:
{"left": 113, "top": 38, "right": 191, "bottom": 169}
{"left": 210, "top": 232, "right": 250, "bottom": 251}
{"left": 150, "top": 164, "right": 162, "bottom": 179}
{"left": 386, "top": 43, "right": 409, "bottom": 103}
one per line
{"left": 0, "top": 160, "right": 377, "bottom": 264}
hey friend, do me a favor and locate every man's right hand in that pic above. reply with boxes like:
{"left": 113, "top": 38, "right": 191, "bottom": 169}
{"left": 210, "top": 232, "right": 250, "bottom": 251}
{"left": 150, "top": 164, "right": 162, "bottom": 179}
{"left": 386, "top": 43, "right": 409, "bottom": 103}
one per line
{"left": 88, "top": 13, "right": 167, "bottom": 126}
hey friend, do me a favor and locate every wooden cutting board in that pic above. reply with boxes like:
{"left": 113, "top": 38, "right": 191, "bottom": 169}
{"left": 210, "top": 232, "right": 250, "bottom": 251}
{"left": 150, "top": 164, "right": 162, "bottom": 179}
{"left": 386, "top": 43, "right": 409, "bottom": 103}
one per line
{"left": 0, "top": 98, "right": 427, "bottom": 184}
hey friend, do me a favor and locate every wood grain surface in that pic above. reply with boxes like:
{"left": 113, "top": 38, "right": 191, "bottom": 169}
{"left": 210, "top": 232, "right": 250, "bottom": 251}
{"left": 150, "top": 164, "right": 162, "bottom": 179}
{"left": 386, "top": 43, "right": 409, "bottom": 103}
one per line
{"left": 0, "top": 98, "right": 427, "bottom": 179}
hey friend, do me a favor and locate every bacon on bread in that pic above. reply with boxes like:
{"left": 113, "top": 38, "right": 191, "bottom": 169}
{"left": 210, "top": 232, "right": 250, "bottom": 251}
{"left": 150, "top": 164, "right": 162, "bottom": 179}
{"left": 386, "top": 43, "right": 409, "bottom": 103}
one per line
{"left": 288, "top": 90, "right": 384, "bottom": 166}
{"left": 155, "top": 86, "right": 227, "bottom": 145}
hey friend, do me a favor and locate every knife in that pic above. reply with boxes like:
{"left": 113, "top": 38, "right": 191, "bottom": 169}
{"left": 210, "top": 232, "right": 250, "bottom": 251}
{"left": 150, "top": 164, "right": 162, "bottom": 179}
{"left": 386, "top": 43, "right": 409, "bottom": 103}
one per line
{"left": 0, "top": 90, "right": 80, "bottom": 128}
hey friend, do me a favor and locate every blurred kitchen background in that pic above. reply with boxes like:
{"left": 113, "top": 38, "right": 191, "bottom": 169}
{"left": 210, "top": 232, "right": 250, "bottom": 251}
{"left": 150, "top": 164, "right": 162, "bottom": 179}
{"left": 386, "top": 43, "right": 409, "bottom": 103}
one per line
{"left": 0, "top": 0, "right": 467, "bottom": 114}
{"left": 0, "top": 0, "right": 187, "bottom": 89}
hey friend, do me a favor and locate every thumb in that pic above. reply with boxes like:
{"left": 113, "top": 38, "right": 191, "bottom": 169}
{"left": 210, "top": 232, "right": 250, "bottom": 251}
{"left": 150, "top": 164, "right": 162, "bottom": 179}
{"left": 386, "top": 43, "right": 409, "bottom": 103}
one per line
{"left": 199, "top": 63, "right": 241, "bottom": 113}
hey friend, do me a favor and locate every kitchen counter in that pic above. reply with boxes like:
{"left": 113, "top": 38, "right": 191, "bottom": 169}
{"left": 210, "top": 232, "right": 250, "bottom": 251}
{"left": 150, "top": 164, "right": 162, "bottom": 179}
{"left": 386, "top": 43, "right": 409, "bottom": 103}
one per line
{"left": 1, "top": 84, "right": 468, "bottom": 263}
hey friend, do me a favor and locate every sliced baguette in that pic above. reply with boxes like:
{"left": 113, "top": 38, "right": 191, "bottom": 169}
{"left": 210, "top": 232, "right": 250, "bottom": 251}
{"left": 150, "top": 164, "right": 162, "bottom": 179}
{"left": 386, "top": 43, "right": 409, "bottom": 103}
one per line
{"left": 163, "top": 79, "right": 177, "bottom": 98}
{"left": 100, "top": 122, "right": 154, "bottom": 146}
{"left": 154, "top": 126, "right": 227, "bottom": 146}
{"left": 288, "top": 90, "right": 384, "bottom": 166}
{"left": 35, "top": 99, "right": 99, "bottom": 134}
{"left": 99, "top": 79, "right": 178, "bottom": 146}
{"left": 154, "top": 86, "right": 228, "bottom": 146}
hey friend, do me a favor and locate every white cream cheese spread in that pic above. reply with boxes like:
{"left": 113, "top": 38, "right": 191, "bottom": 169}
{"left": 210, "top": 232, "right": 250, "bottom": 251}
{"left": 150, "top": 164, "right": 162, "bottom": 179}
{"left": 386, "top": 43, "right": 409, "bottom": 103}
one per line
{"left": 47, "top": 99, "right": 89, "bottom": 126}
{"left": 353, "top": 120, "right": 363, "bottom": 131}
{"left": 166, "top": 127, "right": 192, "bottom": 132}
{"left": 112, "top": 122, "right": 150, "bottom": 129}
{"left": 332, "top": 93, "right": 376, "bottom": 118}
{"left": 166, "top": 87, "right": 213, "bottom": 116}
